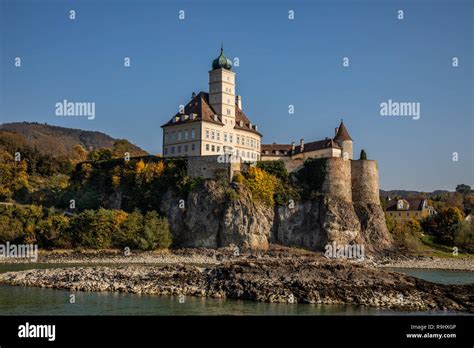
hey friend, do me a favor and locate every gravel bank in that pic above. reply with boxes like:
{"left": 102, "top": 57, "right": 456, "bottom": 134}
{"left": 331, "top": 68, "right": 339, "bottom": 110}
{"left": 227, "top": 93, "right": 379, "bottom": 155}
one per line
{"left": 1, "top": 256, "right": 472, "bottom": 312}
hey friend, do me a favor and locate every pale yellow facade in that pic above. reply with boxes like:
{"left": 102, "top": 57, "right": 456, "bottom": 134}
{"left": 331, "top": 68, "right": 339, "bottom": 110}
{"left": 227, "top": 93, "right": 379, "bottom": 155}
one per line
{"left": 162, "top": 54, "right": 261, "bottom": 161}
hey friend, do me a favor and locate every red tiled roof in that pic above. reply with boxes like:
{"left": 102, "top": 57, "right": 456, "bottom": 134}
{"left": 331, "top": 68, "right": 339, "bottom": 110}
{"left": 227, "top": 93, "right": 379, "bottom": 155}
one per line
{"left": 261, "top": 144, "right": 293, "bottom": 156}
{"left": 334, "top": 121, "right": 353, "bottom": 141}
{"left": 386, "top": 198, "right": 426, "bottom": 211}
{"left": 294, "top": 139, "right": 341, "bottom": 153}
{"left": 161, "top": 92, "right": 261, "bottom": 136}
{"left": 161, "top": 92, "right": 223, "bottom": 127}
{"left": 261, "top": 138, "right": 340, "bottom": 156}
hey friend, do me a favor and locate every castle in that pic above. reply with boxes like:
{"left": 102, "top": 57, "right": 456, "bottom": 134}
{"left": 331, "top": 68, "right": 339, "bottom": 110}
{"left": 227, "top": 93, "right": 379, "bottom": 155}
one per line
{"left": 161, "top": 45, "right": 262, "bottom": 162}
{"left": 159, "top": 47, "right": 390, "bottom": 251}
{"left": 161, "top": 46, "right": 355, "bottom": 172}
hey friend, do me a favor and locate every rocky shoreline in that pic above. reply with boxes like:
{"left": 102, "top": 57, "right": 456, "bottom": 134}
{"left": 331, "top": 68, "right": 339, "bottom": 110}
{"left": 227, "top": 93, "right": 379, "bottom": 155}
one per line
{"left": 0, "top": 248, "right": 220, "bottom": 265}
{"left": 1, "top": 247, "right": 472, "bottom": 271}
{"left": 1, "top": 252, "right": 473, "bottom": 312}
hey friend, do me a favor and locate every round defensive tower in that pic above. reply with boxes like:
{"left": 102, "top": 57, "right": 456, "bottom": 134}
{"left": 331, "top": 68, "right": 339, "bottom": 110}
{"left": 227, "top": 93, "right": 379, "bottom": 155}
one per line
{"left": 351, "top": 160, "right": 380, "bottom": 204}
{"left": 321, "top": 157, "right": 352, "bottom": 201}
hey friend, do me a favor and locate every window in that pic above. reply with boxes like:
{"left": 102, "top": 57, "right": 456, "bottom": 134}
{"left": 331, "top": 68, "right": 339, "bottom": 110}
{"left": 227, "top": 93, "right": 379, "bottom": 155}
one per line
{"left": 164, "top": 148, "right": 168, "bottom": 155}
{"left": 178, "top": 145, "right": 182, "bottom": 153}
{"left": 178, "top": 131, "right": 182, "bottom": 141}
{"left": 171, "top": 147, "right": 175, "bottom": 154}
{"left": 191, "top": 128, "right": 195, "bottom": 139}
{"left": 217, "top": 146, "right": 220, "bottom": 152}
{"left": 205, "top": 129, "right": 210, "bottom": 139}
{"left": 217, "top": 131, "right": 220, "bottom": 141}
{"left": 389, "top": 213, "right": 393, "bottom": 217}
{"left": 241, "top": 137, "right": 245, "bottom": 145}
{"left": 226, "top": 109, "right": 230, "bottom": 115}
{"left": 211, "top": 145, "right": 215, "bottom": 152}
{"left": 229, "top": 134, "right": 233, "bottom": 143}
{"left": 212, "top": 130, "right": 215, "bottom": 140}
{"left": 184, "top": 130, "right": 189, "bottom": 140}
{"left": 227, "top": 99, "right": 230, "bottom": 104}
{"left": 406, "top": 212, "right": 409, "bottom": 217}
{"left": 172, "top": 131, "right": 176, "bottom": 140}
{"left": 247, "top": 151, "right": 250, "bottom": 158}
{"left": 184, "top": 145, "right": 188, "bottom": 152}
{"left": 224, "top": 133, "right": 228, "bottom": 142}
{"left": 191, "top": 144, "right": 195, "bottom": 151}
{"left": 415, "top": 212, "right": 418, "bottom": 217}
{"left": 398, "top": 213, "right": 401, "bottom": 217}
{"left": 206, "top": 144, "right": 209, "bottom": 151}
{"left": 237, "top": 136, "right": 240, "bottom": 144}
{"left": 246, "top": 138, "right": 250, "bottom": 147}
{"left": 236, "top": 149, "right": 239, "bottom": 156}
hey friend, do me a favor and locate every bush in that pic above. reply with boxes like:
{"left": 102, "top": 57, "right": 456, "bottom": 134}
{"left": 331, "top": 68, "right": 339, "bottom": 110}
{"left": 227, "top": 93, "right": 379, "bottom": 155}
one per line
{"left": 243, "top": 167, "right": 278, "bottom": 206}
{"left": 0, "top": 204, "right": 172, "bottom": 251}
{"left": 391, "top": 218, "right": 424, "bottom": 252}
{"left": 422, "top": 207, "right": 464, "bottom": 245}
{"left": 454, "top": 220, "right": 473, "bottom": 251}
{"left": 232, "top": 172, "right": 245, "bottom": 184}
{"left": 256, "top": 161, "right": 288, "bottom": 181}
{"left": 134, "top": 211, "right": 172, "bottom": 250}
{"left": 35, "top": 208, "right": 70, "bottom": 248}
{"left": 295, "top": 158, "right": 327, "bottom": 198}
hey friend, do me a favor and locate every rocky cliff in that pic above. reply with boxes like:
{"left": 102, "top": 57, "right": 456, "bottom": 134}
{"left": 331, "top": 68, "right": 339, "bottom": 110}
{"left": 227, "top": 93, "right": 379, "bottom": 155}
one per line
{"left": 160, "top": 158, "right": 394, "bottom": 254}
{"left": 160, "top": 180, "right": 274, "bottom": 250}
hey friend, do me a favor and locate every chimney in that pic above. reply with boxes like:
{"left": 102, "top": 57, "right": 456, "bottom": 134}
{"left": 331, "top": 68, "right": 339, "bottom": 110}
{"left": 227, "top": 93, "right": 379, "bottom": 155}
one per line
{"left": 291, "top": 141, "right": 295, "bottom": 153}
{"left": 300, "top": 138, "right": 304, "bottom": 152}
{"left": 236, "top": 95, "right": 242, "bottom": 110}
{"left": 192, "top": 92, "right": 196, "bottom": 99}
{"left": 335, "top": 127, "right": 339, "bottom": 136}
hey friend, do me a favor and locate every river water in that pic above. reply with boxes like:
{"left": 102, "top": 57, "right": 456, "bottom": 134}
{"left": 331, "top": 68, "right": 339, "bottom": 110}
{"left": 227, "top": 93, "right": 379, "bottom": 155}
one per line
{"left": 0, "top": 264, "right": 472, "bottom": 315}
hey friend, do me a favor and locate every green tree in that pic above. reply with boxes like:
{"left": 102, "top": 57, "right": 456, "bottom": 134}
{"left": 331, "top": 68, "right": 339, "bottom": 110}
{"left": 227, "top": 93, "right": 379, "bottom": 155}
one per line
{"left": 422, "top": 207, "right": 464, "bottom": 245}
{"left": 456, "top": 184, "right": 471, "bottom": 195}
{"left": 256, "top": 161, "right": 289, "bottom": 181}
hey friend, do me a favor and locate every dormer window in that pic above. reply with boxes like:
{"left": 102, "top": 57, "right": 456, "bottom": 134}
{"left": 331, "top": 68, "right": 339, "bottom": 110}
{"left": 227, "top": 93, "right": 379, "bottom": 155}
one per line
{"left": 397, "top": 200, "right": 404, "bottom": 210}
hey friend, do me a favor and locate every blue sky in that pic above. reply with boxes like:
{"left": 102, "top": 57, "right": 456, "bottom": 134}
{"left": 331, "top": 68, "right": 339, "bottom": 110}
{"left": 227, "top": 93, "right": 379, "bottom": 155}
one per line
{"left": 0, "top": 0, "right": 472, "bottom": 191}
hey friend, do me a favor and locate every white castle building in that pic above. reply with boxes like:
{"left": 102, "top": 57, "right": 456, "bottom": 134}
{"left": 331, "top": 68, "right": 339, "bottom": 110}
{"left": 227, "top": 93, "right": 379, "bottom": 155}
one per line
{"left": 161, "top": 46, "right": 262, "bottom": 161}
{"left": 162, "top": 46, "right": 354, "bottom": 165}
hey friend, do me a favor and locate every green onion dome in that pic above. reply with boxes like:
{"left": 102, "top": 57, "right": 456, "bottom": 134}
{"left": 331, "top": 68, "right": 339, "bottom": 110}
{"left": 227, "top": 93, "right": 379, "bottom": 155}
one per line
{"left": 212, "top": 45, "right": 232, "bottom": 70}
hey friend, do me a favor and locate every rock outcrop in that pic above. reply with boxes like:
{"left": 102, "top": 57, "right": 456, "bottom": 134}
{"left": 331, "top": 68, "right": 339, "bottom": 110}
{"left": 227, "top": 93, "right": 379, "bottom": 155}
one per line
{"left": 160, "top": 158, "right": 394, "bottom": 254}
{"left": 160, "top": 181, "right": 274, "bottom": 249}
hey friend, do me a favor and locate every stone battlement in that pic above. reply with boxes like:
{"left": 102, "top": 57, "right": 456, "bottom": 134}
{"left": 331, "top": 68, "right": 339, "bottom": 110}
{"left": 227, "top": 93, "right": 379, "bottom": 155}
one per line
{"left": 187, "top": 155, "right": 381, "bottom": 205}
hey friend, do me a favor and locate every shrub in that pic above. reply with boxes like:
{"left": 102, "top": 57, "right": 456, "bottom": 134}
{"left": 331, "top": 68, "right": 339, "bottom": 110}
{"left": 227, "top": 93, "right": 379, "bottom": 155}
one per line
{"left": 295, "top": 158, "right": 327, "bottom": 198}
{"left": 243, "top": 167, "right": 278, "bottom": 206}
{"left": 256, "top": 161, "right": 288, "bottom": 181}
{"left": 132, "top": 211, "right": 172, "bottom": 250}
{"left": 69, "top": 209, "right": 119, "bottom": 249}
{"left": 232, "top": 172, "right": 245, "bottom": 184}
{"left": 35, "top": 208, "right": 70, "bottom": 248}
{"left": 391, "top": 218, "right": 424, "bottom": 252}
{"left": 422, "top": 207, "right": 464, "bottom": 245}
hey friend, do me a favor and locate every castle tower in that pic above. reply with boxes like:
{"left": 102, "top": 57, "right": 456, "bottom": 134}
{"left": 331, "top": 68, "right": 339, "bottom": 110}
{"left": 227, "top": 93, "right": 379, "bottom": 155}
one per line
{"left": 209, "top": 45, "right": 236, "bottom": 123}
{"left": 334, "top": 120, "right": 353, "bottom": 160}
